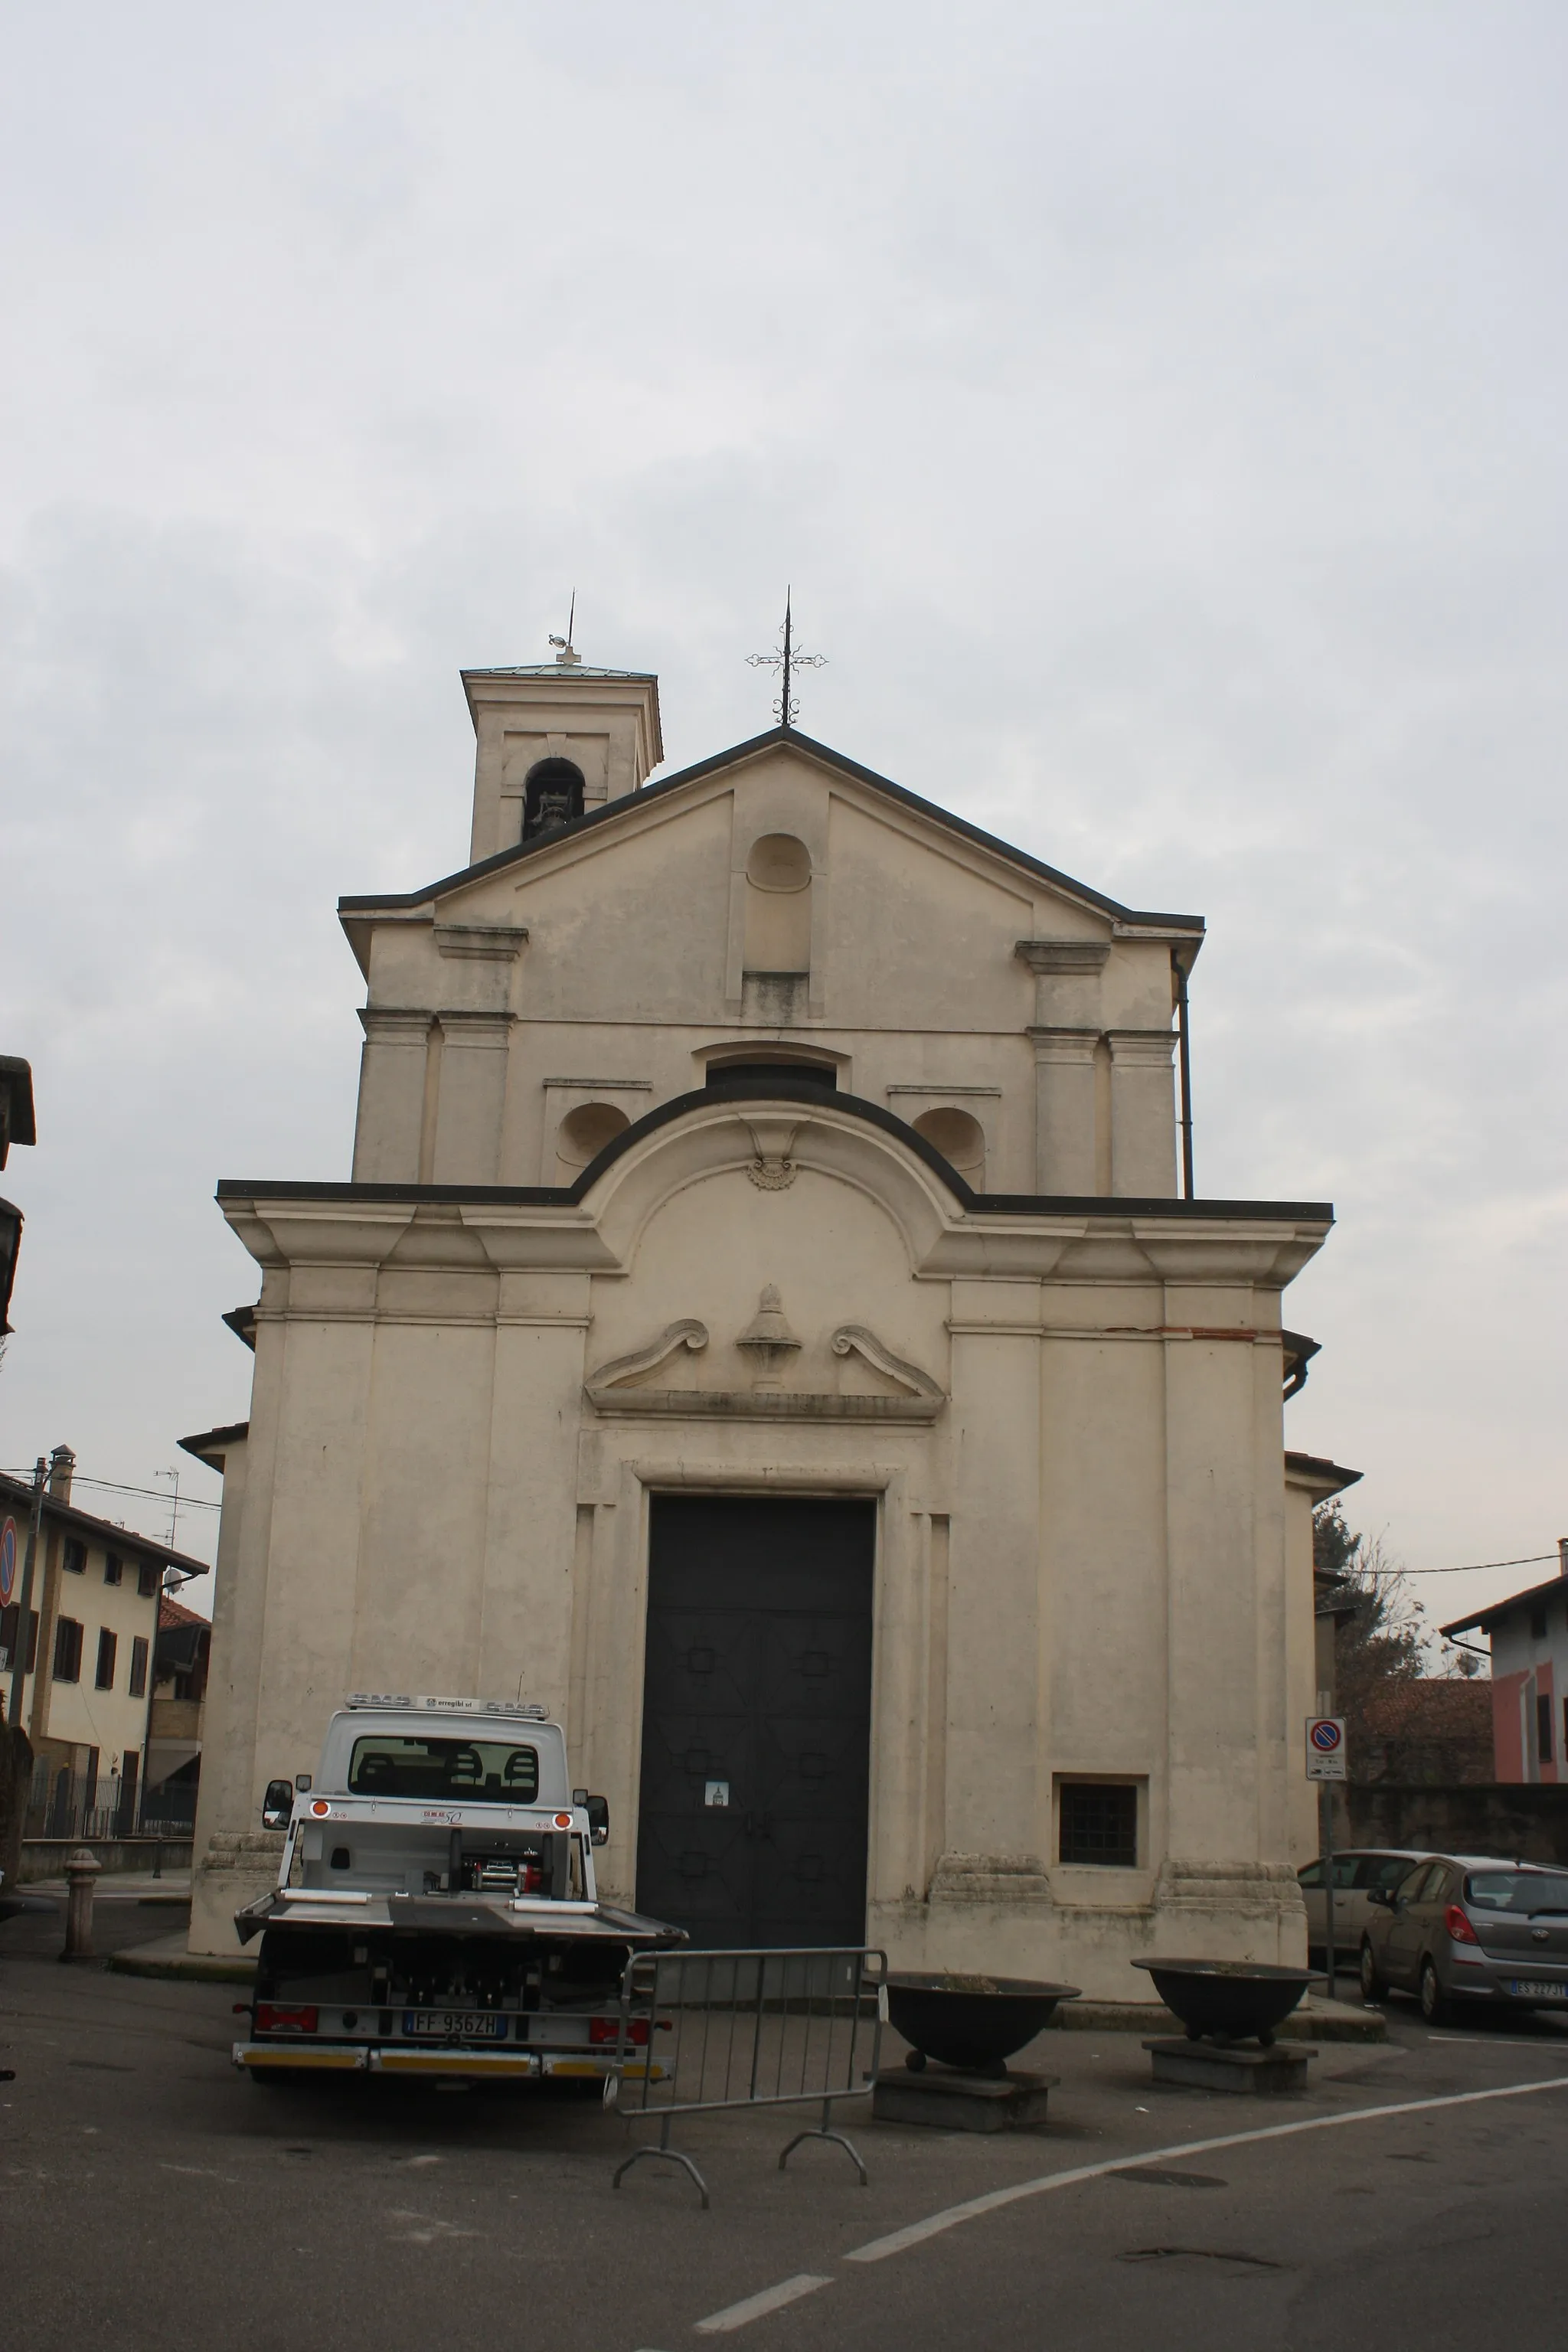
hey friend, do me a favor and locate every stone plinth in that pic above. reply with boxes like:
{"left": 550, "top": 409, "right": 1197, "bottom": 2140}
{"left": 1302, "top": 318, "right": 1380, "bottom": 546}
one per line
{"left": 872, "top": 2066, "right": 1059, "bottom": 2132}
{"left": 1144, "top": 2037, "right": 1317, "bottom": 2096}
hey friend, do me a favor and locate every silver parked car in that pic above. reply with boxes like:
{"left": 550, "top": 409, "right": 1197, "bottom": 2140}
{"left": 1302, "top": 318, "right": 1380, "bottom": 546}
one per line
{"left": 1360, "top": 1854, "right": 1568, "bottom": 2024}
{"left": 1297, "top": 1849, "right": 1430, "bottom": 1964}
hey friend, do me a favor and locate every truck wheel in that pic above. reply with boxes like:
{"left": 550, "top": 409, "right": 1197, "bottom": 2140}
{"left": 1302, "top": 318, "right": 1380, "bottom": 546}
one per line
{"left": 1359, "top": 1940, "right": 1386, "bottom": 2002}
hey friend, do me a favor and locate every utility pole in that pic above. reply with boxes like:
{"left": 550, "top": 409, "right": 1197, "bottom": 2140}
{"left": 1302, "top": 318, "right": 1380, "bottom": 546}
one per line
{"left": 4, "top": 1455, "right": 45, "bottom": 1733}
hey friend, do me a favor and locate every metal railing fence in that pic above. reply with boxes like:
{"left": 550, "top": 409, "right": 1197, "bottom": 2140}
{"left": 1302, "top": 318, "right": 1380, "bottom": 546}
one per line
{"left": 23, "top": 1762, "right": 198, "bottom": 1841}
{"left": 609, "top": 1945, "right": 886, "bottom": 2208}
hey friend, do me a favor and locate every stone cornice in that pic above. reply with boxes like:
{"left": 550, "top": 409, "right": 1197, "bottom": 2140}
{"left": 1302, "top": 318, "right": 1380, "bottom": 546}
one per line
{"left": 1014, "top": 939, "right": 1111, "bottom": 975}
{"left": 358, "top": 1007, "right": 432, "bottom": 1042}
{"left": 436, "top": 1009, "right": 516, "bottom": 1043}
{"left": 1027, "top": 1025, "right": 1100, "bottom": 1063}
{"left": 433, "top": 921, "right": 528, "bottom": 960}
{"left": 581, "top": 1387, "right": 942, "bottom": 1424}
{"left": 1104, "top": 1027, "right": 1177, "bottom": 1067}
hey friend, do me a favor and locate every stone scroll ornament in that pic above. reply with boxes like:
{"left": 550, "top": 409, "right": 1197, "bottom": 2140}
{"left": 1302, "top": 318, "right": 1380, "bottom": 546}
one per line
{"left": 743, "top": 1118, "right": 799, "bottom": 1189}
{"left": 583, "top": 1319, "right": 708, "bottom": 1406}
{"left": 583, "top": 1308, "right": 946, "bottom": 1420}
{"left": 746, "top": 1154, "right": 795, "bottom": 1189}
{"left": 829, "top": 1325, "right": 946, "bottom": 1406}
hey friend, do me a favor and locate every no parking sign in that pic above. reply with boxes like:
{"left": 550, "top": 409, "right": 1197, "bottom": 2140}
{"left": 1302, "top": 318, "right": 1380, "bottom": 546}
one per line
{"left": 0, "top": 1517, "right": 16, "bottom": 1607}
{"left": 1305, "top": 1715, "right": 1347, "bottom": 1781}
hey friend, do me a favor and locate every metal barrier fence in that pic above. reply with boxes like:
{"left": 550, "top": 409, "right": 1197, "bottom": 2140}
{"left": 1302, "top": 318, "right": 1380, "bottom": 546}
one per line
{"left": 609, "top": 1945, "right": 886, "bottom": 2208}
{"left": 22, "top": 1763, "right": 198, "bottom": 1841}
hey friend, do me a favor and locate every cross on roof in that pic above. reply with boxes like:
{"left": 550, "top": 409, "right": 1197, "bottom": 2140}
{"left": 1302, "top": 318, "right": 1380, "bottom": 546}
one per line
{"left": 746, "top": 591, "right": 826, "bottom": 728}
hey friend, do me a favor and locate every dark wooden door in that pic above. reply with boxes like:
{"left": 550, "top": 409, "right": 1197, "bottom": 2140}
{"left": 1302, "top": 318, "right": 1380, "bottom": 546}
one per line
{"left": 635, "top": 1496, "right": 874, "bottom": 1949}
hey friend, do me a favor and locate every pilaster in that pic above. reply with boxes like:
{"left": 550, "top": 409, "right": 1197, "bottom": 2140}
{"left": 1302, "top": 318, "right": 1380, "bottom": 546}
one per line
{"left": 1106, "top": 1027, "right": 1178, "bottom": 1196}
{"left": 1027, "top": 1028, "right": 1099, "bottom": 1193}
{"left": 431, "top": 1011, "right": 515, "bottom": 1185}
{"left": 352, "top": 1009, "right": 430, "bottom": 1182}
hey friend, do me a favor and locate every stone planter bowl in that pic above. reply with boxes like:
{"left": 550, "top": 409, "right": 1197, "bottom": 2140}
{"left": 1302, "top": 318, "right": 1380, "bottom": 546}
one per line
{"left": 1132, "top": 1958, "right": 1312, "bottom": 2047}
{"left": 885, "top": 1974, "right": 1081, "bottom": 2073}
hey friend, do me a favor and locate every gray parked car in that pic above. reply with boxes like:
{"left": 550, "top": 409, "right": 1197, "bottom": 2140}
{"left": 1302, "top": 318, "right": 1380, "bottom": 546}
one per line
{"left": 1298, "top": 1849, "right": 1430, "bottom": 1964}
{"left": 1360, "top": 1854, "right": 1568, "bottom": 2024}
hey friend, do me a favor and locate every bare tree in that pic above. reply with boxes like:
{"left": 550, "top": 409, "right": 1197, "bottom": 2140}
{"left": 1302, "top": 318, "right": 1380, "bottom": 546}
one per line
{"left": 1314, "top": 1502, "right": 1428, "bottom": 1753}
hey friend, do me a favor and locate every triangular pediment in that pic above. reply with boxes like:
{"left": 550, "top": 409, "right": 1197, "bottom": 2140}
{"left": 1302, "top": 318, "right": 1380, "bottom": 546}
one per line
{"left": 338, "top": 727, "right": 1201, "bottom": 971}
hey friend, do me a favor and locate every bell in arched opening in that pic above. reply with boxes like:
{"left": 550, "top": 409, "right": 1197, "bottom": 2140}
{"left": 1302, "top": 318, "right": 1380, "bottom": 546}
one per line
{"left": 523, "top": 758, "right": 586, "bottom": 841}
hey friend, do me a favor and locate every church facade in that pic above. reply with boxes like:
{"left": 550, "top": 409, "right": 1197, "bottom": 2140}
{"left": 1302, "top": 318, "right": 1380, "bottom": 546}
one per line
{"left": 187, "top": 656, "right": 1335, "bottom": 1991}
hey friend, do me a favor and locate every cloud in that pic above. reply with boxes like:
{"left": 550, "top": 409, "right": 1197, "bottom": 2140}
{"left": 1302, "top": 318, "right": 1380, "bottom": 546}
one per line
{"left": 2, "top": 2, "right": 1565, "bottom": 1629}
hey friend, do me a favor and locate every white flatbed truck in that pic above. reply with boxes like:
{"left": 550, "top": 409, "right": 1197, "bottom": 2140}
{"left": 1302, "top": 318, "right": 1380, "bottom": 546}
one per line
{"left": 230, "top": 1694, "right": 684, "bottom": 2086}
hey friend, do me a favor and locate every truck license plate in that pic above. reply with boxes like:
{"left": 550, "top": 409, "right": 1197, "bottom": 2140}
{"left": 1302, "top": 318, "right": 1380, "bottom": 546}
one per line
{"left": 401, "top": 2011, "right": 507, "bottom": 2039}
{"left": 1506, "top": 1980, "right": 1568, "bottom": 2001}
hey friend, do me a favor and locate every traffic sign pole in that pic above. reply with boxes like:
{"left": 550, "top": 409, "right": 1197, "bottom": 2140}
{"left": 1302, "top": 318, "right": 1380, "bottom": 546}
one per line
{"left": 1307, "top": 1713, "right": 1349, "bottom": 2003}
{"left": 1321, "top": 1782, "right": 1337, "bottom": 2003}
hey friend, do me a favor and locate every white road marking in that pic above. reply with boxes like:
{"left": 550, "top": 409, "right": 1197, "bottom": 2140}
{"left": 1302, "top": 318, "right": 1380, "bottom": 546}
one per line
{"left": 385, "top": 2207, "right": 481, "bottom": 2246}
{"left": 844, "top": 2073, "right": 1568, "bottom": 2264}
{"left": 695, "top": 2275, "right": 834, "bottom": 2333}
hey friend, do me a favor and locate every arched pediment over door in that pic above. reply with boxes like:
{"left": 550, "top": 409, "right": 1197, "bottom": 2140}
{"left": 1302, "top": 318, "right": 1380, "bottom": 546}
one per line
{"left": 572, "top": 1094, "right": 956, "bottom": 1420}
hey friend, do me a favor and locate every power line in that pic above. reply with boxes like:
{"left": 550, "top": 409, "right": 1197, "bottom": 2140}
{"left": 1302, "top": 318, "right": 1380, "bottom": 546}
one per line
{"left": 1402, "top": 1553, "right": 1556, "bottom": 1578}
{"left": 5, "top": 1471, "right": 1550, "bottom": 1579}
{"left": 0, "top": 1467, "right": 221, "bottom": 1512}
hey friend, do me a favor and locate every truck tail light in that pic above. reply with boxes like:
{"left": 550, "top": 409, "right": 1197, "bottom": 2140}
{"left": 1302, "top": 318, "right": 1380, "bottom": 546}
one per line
{"left": 1444, "top": 1904, "right": 1479, "bottom": 1946}
{"left": 255, "top": 2003, "right": 319, "bottom": 2034}
{"left": 589, "top": 2017, "right": 650, "bottom": 2046}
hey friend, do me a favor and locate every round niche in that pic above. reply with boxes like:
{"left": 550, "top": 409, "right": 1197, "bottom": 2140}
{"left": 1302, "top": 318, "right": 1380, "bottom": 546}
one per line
{"left": 557, "top": 1101, "right": 632, "bottom": 1171}
{"left": 912, "top": 1106, "right": 986, "bottom": 1179}
{"left": 745, "top": 833, "right": 812, "bottom": 892}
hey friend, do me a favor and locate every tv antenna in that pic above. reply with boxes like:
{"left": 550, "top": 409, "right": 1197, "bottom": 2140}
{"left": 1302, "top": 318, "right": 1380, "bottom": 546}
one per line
{"left": 747, "top": 590, "right": 825, "bottom": 727}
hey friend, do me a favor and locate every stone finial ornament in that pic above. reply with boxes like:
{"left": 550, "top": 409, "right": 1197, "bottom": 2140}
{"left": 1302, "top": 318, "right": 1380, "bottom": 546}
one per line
{"left": 735, "top": 1285, "right": 802, "bottom": 1390}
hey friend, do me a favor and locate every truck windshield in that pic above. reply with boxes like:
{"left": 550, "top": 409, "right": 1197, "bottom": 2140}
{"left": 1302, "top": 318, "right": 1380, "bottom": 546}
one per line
{"left": 348, "top": 1735, "right": 540, "bottom": 1804}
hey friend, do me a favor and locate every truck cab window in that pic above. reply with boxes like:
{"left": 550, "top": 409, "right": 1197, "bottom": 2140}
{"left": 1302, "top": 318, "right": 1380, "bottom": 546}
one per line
{"left": 347, "top": 1735, "right": 539, "bottom": 1803}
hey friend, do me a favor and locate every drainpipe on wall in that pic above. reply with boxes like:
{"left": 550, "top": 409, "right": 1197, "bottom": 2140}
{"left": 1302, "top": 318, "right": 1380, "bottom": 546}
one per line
{"left": 135, "top": 1561, "right": 164, "bottom": 1838}
{"left": 26, "top": 1455, "right": 73, "bottom": 1748}
{"left": 3, "top": 1455, "right": 45, "bottom": 1735}
{"left": 1172, "top": 950, "right": 1195, "bottom": 1201}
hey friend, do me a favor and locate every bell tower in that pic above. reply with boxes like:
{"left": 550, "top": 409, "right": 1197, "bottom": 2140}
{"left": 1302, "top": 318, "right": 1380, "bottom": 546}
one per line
{"left": 461, "top": 652, "right": 664, "bottom": 864}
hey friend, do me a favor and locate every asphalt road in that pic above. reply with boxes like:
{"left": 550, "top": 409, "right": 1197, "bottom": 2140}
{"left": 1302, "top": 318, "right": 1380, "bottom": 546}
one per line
{"left": 4, "top": 1896, "right": 1567, "bottom": 2351}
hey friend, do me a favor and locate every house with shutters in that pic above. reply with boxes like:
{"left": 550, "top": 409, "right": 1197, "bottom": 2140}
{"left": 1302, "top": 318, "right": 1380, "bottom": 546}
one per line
{"left": 0, "top": 1449, "right": 209, "bottom": 1834}
{"left": 1443, "top": 1545, "right": 1568, "bottom": 1783}
{"left": 186, "top": 647, "right": 1341, "bottom": 1992}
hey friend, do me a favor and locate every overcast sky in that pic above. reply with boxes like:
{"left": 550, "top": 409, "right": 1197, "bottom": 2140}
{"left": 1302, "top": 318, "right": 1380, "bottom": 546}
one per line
{"left": 2, "top": 4, "right": 1563, "bottom": 1646}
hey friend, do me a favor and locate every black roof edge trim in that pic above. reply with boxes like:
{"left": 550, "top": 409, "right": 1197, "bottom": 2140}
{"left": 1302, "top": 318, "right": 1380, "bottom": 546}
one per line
{"left": 1442, "top": 1573, "right": 1568, "bottom": 1638}
{"left": 335, "top": 726, "right": 1207, "bottom": 936}
{"left": 221, "top": 1302, "right": 257, "bottom": 1351}
{"left": 178, "top": 1421, "right": 250, "bottom": 1468}
{"left": 217, "top": 1078, "right": 1332, "bottom": 1225}
{"left": 0, "top": 1470, "right": 211, "bottom": 1573}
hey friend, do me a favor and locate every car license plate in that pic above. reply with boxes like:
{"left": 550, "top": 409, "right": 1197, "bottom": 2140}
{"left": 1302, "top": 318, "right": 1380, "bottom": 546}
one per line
{"left": 1505, "top": 1980, "right": 1568, "bottom": 2001}
{"left": 401, "top": 2011, "right": 507, "bottom": 2039}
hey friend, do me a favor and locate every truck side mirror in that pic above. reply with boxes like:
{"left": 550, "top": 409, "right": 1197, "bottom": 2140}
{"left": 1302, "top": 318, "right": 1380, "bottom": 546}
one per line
{"left": 586, "top": 1795, "right": 609, "bottom": 1847}
{"left": 262, "top": 1779, "right": 295, "bottom": 1830}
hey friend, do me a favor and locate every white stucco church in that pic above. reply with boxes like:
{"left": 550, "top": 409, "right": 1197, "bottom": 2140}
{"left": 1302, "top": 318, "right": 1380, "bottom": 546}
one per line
{"left": 185, "top": 646, "right": 1344, "bottom": 1991}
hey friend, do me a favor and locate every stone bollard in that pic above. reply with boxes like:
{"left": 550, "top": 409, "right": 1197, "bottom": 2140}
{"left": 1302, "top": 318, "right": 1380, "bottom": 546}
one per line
{"left": 61, "top": 1847, "right": 101, "bottom": 1962}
